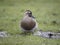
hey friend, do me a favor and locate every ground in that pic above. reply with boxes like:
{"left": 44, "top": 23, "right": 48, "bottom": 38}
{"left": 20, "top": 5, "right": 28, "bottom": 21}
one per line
{"left": 0, "top": 0, "right": 60, "bottom": 45}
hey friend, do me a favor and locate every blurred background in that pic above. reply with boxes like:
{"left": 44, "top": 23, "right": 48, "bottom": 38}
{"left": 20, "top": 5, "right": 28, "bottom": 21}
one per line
{"left": 0, "top": 0, "right": 60, "bottom": 45}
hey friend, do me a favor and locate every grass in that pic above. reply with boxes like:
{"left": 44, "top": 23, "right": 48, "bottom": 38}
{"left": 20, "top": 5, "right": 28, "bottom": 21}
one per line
{"left": 0, "top": 0, "right": 60, "bottom": 45}
{"left": 0, "top": 35, "right": 60, "bottom": 45}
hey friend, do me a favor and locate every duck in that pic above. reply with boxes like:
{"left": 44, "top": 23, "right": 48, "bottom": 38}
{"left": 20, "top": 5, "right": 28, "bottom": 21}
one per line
{"left": 20, "top": 10, "right": 38, "bottom": 33}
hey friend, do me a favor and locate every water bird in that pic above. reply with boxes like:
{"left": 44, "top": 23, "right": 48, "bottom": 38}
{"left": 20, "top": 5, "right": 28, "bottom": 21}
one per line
{"left": 20, "top": 10, "right": 38, "bottom": 33}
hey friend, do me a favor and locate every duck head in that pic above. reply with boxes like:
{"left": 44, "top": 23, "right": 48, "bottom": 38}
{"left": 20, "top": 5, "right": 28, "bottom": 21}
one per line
{"left": 24, "top": 10, "right": 35, "bottom": 18}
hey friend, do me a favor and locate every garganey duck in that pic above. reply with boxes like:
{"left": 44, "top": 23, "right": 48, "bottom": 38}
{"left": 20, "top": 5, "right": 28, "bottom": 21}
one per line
{"left": 20, "top": 10, "right": 38, "bottom": 33}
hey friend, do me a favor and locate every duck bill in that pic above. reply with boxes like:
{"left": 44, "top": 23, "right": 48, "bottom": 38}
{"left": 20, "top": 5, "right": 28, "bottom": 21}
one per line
{"left": 31, "top": 15, "right": 35, "bottom": 18}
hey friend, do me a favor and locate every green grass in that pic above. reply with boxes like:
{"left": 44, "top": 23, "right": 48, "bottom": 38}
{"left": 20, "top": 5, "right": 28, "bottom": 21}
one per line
{"left": 0, "top": 0, "right": 60, "bottom": 45}
{"left": 0, "top": 35, "right": 60, "bottom": 45}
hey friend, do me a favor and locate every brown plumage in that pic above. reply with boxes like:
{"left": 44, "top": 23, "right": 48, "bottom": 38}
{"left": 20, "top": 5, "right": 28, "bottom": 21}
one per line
{"left": 20, "top": 10, "right": 37, "bottom": 32}
{"left": 21, "top": 16, "right": 36, "bottom": 30}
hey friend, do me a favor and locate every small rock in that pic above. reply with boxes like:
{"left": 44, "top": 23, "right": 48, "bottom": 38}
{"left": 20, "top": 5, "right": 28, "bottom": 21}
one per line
{"left": 34, "top": 31, "right": 60, "bottom": 39}
{"left": 0, "top": 31, "right": 9, "bottom": 37}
